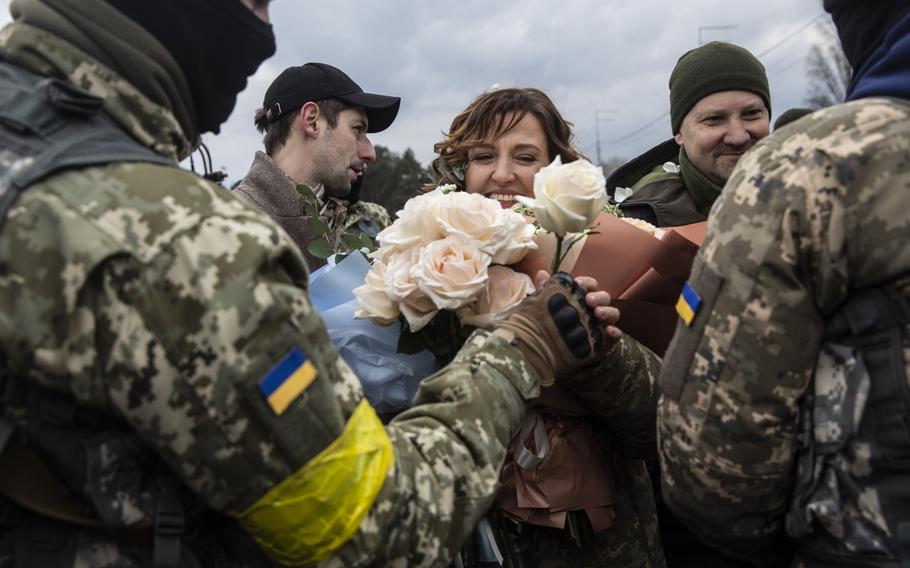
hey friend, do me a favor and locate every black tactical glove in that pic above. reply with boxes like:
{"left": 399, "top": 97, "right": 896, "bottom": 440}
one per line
{"left": 493, "top": 273, "right": 604, "bottom": 386}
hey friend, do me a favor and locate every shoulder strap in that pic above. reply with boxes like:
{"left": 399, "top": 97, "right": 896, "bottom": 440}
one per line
{"left": 0, "top": 62, "right": 174, "bottom": 233}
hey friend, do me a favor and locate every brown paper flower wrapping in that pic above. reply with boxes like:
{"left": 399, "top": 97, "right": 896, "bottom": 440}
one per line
{"left": 496, "top": 404, "right": 616, "bottom": 533}
{"left": 515, "top": 213, "right": 707, "bottom": 356}
{"left": 496, "top": 213, "right": 707, "bottom": 533}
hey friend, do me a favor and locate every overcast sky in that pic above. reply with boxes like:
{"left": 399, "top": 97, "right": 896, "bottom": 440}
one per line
{"left": 0, "top": 1, "right": 827, "bottom": 185}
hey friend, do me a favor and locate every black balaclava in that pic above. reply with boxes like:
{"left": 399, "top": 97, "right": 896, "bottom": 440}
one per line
{"left": 824, "top": 0, "right": 910, "bottom": 73}
{"left": 106, "top": 0, "right": 276, "bottom": 134}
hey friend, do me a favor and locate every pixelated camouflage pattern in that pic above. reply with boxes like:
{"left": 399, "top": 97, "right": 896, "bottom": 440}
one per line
{"left": 658, "top": 98, "right": 910, "bottom": 567}
{"left": 786, "top": 341, "right": 887, "bottom": 554}
{"left": 342, "top": 200, "right": 391, "bottom": 241}
{"left": 0, "top": 24, "right": 544, "bottom": 568}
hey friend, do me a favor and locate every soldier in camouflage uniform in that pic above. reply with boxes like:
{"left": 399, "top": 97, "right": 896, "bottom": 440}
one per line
{"left": 234, "top": 63, "right": 398, "bottom": 270}
{"left": 0, "top": 0, "right": 621, "bottom": 567}
{"left": 659, "top": 2, "right": 910, "bottom": 567}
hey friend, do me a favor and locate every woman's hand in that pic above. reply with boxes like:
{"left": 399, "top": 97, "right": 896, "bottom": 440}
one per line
{"left": 533, "top": 270, "right": 622, "bottom": 345}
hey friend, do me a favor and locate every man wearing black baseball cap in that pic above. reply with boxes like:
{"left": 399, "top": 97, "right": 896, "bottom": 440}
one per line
{"left": 234, "top": 62, "right": 400, "bottom": 269}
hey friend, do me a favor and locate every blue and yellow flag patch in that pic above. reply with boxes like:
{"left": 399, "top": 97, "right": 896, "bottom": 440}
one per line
{"left": 259, "top": 348, "right": 318, "bottom": 416}
{"left": 675, "top": 282, "right": 702, "bottom": 326}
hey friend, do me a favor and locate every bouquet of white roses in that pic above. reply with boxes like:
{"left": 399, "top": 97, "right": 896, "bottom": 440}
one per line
{"left": 353, "top": 156, "right": 608, "bottom": 365}
{"left": 353, "top": 185, "right": 538, "bottom": 361}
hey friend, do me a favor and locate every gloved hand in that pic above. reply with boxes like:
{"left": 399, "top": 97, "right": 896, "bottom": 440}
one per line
{"left": 493, "top": 272, "right": 604, "bottom": 386}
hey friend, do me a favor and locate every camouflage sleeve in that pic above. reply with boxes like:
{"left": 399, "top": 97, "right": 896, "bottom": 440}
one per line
{"left": 88, "top": 180, "right": 536, "bottom": 566}
{"left": 656, "top": 113, "right": 859, "bottom": 565}
{"left": 327, "top": 331, "right": 539, "bottom": 567}
{"left": 563, "top": 335, "right": 661, "bottom": 460}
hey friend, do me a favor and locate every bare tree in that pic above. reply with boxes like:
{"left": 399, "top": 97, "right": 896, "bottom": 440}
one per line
{"left": 805, "top": 17, "right": 852, "bottom": 109}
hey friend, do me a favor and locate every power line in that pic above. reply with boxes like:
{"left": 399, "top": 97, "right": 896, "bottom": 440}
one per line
{"left": 602, "top": 111, "right": 668, "bottom": 149}
{"left": 756, "top": 13, "right": 826, "bottom": 59}
{"left": 602, "top": 13, "right": 825, "bottom": 150}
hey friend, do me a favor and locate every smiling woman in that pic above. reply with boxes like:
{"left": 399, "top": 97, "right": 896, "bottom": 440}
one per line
{"left": 432, "top": 88, "right": 667, "bottom": 568}
{"left": 429, "top": 88, "right": 583, "bottom": 207}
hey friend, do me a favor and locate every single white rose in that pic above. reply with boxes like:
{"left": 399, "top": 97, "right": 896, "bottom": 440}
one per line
{"left": 437, "top": 192, "right": 538, "bottom": 264}
{"left": 353, "top": 262, "right": 400, "bottom": 326}
{"left": 458, "top": 266, "right": 535, "bottom": 328}
{"left": 373, "top": 189, "right": 445, "bottom": 261}
{"left": 516, "top": 156, "right": 607, "bottom": 236}
{"left": 490, "top": 211, "right": 538, "bottom": 265}
{"left": 437, "top": 191, "right": 510, "bottom": 246}
{"left": 411, "top": 237, "right": 491, "bottom": 311}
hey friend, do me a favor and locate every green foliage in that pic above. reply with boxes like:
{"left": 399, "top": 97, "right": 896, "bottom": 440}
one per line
{"left": 602, "top": 201, "right": 624, "bottom": 218}
{"left": 359, "top": 146, "right": 430, "bottom": 215}
{"left": 296, "top": 184, "right": 377, "bottom": 259}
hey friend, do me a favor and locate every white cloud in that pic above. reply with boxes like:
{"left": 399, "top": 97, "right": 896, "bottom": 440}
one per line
{"left": 0, "top": 0, "right": 827, "bottom": 184}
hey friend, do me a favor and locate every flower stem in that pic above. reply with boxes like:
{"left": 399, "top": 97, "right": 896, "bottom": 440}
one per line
{"left": 551, "top": 235, "right": 564, "bottom": 274}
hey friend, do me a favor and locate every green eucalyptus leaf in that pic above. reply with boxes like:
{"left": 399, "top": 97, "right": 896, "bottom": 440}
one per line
{"left": 296, "top": 184, "right": 319, "bottom": 202}
{"left": 303, "top": 202, "right": 320, "bottom": 220}
{"left": 358, "top": 233, "right": 376, "bottom": 252}
{"left": 308, "top": 217, "right": 330, "bottom": 237}
{"left": 307, "top": 239, "right": 334, "bottom": 259}
{"left": 340, "top": 232, "right": 363, "bottom": 250}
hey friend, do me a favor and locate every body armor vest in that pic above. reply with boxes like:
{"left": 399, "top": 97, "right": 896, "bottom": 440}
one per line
{"left": 0, "top": 61, "right": 273, "bottom": 567}
{"left": 787, "top": 286, "right": 910, "bottom": 568}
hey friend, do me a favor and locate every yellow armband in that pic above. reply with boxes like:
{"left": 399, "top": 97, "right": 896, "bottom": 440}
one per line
{"left": 238, "top": 400, "right": 393, "bottom": 566}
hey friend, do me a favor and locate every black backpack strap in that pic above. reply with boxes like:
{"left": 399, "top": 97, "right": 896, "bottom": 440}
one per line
{"left": 0, "top": 62, "right": 174, "bottom": 233}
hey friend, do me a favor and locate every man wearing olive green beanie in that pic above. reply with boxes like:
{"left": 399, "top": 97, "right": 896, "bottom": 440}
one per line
{"left": 604, "top": 41, "right": 770, "bottom": 568}
{"left": 608, "top": 41, "right": 771, "bottom": 229}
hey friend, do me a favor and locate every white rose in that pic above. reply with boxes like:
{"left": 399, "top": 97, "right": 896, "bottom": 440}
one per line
{"left": 373, "top": 189, "right": 445, "bottom": 261}
{"left": 437, "top": 191, "right": 509, "bottom": 246}
{"left": 411, "top": 237, "right": 491, "bottom": 311}
{"left": 382, "top": 249, "right": 421, "bottom": 301}
{"left": 353, "top": 262, "right": 400, "bottom": 326}
{"left": 517, "top": 156, "right": 607, "bottom": 236}
{"left": 490, "top": 211, "right": 538, "bottom": 265}
{"left": 458, "top": 266, "right": 535, "bottom": 328}
{"left": 436, "top": 192, "right": 537, "bottom": 264}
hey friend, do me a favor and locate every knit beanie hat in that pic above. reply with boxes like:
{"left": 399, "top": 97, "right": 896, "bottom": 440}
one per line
{"left": 669, "top": 41, "right": 771, "bottom": 134}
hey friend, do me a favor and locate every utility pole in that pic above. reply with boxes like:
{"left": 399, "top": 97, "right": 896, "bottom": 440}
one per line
{"left": 698, "top": 24, "right": 738, "bottom": 45}
{"left": 594, "top": 109, "right": 615, "bottom": 166}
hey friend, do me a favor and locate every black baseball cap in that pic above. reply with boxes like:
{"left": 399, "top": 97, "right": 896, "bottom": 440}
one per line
{"left": 260, "top": 63, "right": 400, "bottom": 133}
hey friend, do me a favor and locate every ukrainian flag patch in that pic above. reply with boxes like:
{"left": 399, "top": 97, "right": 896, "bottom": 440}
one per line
{"left": 675, "top": 282, "right": 702, "bottom": 326}
{"left": 259, "top": 348, "right": 318, "bottom": 416}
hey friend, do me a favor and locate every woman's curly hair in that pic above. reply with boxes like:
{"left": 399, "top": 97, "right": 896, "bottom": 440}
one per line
{"left": 428, "top": 88, "right": 585, "bottom": 189}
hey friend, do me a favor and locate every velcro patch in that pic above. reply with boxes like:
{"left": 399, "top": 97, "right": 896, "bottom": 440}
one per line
{"left": 675, "top": 282, "right": 702, "bottom": 326}
{"left": 259, "top": 347, "right": 318, "bottom": 416}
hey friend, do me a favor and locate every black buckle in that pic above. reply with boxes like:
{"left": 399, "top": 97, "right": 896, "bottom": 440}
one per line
{"left": 155, "top": 508, "right": 184, "bottom": 538}
{"left": 152, "top": 479, "right": 184, "bottom": 568}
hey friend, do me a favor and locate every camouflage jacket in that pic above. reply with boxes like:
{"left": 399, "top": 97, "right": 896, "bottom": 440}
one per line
{"left": 234, "top": 151, "right": 390, "bottom": 271}
{"left": 540, "top": 335, "right": 667, "bottom": 568}
{"left": 0, "top": 20, "right": 542, "bottom": 568}
{"left": 658, "top": 98, "right": 910, "bottom": 567}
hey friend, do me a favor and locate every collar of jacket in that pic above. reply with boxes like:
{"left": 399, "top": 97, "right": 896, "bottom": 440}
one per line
{"left": 239, "top": 151, "right": 308, "bottom": 217}
{"left": 0, "top": 2, "right": 194, "bottom": 161}
{"left": 848, "top": 9, "right": 910, "bottom": 102}
{"left": 239, "top": 151, "right": 350, "bottom": 223}
{"left": 678, "top": 146, "right": 723, "bottom": 218}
